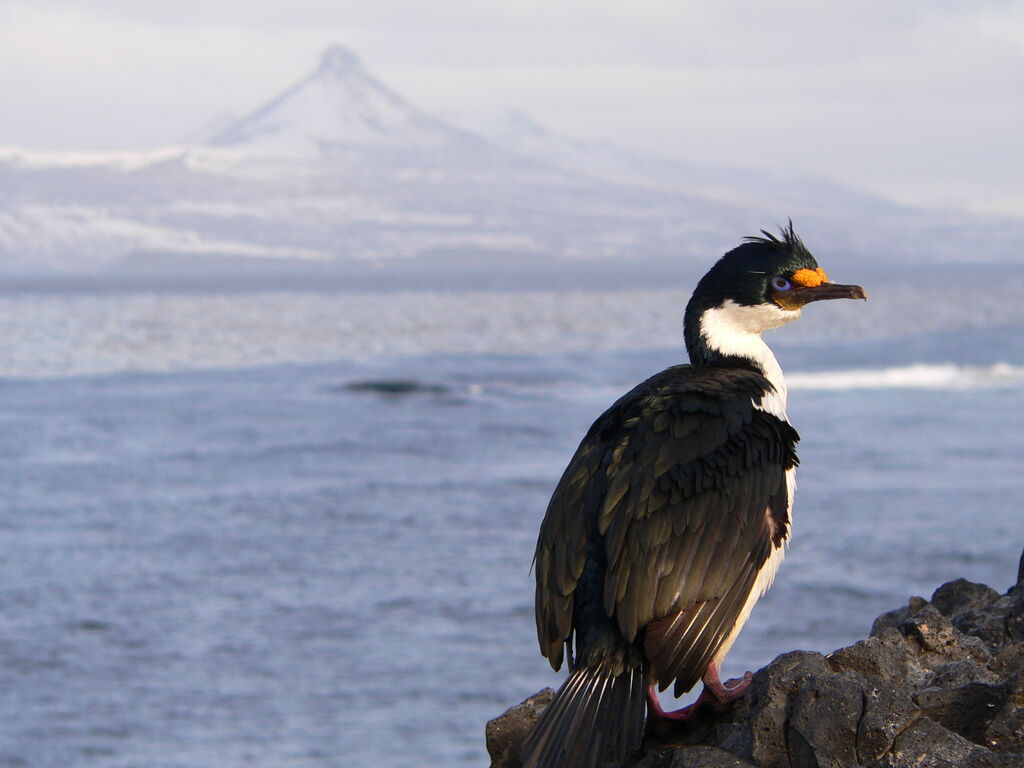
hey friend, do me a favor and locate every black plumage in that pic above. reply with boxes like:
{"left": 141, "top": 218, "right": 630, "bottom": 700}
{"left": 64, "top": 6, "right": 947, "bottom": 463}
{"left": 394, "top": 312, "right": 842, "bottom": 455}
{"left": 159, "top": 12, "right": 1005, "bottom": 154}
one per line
{"left": 522, "top": 225, "right": 864, "bottom": 768}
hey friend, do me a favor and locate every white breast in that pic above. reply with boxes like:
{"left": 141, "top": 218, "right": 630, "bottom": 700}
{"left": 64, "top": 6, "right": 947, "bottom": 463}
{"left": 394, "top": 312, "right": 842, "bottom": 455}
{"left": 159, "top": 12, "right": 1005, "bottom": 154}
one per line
{"left": 698, "top": 299, "right": 799, "bottom": 420}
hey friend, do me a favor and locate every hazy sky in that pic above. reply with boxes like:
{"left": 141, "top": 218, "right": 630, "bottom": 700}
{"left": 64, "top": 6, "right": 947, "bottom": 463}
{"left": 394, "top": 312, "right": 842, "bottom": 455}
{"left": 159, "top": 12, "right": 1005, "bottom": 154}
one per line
{"left": 2, "top": 1, "right": 1024, "bottom": 214}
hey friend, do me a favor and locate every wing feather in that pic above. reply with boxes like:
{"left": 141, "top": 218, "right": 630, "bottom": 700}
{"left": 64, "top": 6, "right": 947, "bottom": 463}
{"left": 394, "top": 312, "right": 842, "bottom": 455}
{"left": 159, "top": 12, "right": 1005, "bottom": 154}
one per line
{"left": 533, "top": 365, "right": 799, "bottom": 689}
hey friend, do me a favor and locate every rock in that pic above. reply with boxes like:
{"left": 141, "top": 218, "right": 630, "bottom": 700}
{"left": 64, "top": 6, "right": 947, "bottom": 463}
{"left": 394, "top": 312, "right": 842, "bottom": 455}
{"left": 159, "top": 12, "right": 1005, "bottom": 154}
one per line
{"left": 1007, "top": 588, "right": 1024, "bottom": 644}
{"left": 926, "top": 659, "right": 1000, "bottom": 688}
{"left": 915, "top": 681, "right": 1009, "bottom": 744}
{"left": 485, "top": 688, "right": 553, "bottom": 768}
{"left": 488, "top": 553, "right": 1024, "bottom": 768}
{"left": 785, "top": 674, "right": 863, "bottom": 768}
{"left": 985, "top": 672, "right": 1024, "bottom": 753}
{"left": 856, "top": 683, "right": 920, "bottom": 765}
{"left": 931, "top": 579, "right": 1001, "bottom": 619}
{"left": 739, "top": 651, "right": 831, "bottom": 766}
{"left": 991, "top": 643, "right": 1024, "bottom": 678}
{"left": 952, "top": 595, "right": 1015, "bottom": 651}
{"left": 902, "top": 603, "right": 963, "bottom": 659}
{"left": 932, "top": 574, "right": 1024, "bottom": 653}
{"left": 635, "top": 745, "right": 756, "bottom": 768}
{"left": 960, "top": 634, "right": 997, "bottom": 666}
{"left": 883, "top": 715, "right": 1006, "bottom": 768}
{"left": 827, "top": 628, "right": 928, "bottom": 686}
{"left": 870, "top": 594, "right": 928, "bottom": 637}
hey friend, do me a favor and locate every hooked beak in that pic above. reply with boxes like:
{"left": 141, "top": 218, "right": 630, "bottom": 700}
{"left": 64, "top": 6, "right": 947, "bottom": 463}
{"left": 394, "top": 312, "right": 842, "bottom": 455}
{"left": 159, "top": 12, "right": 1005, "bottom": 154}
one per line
{"left": 776, "top": 282, "right": 867, "bottom": 309}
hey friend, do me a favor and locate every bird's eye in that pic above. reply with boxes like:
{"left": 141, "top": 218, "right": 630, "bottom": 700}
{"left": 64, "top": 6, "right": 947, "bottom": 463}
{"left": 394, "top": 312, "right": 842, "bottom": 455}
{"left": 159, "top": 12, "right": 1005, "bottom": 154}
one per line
{"left": 771, "top": 276, "right": 792, "bottom": 291}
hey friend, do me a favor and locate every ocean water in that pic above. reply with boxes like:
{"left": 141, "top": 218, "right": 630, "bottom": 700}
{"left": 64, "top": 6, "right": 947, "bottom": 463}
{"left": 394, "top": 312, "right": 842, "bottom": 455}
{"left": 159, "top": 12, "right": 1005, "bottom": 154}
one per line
{"left": 0, "top": 274, "right": 1023, "bottom": 767}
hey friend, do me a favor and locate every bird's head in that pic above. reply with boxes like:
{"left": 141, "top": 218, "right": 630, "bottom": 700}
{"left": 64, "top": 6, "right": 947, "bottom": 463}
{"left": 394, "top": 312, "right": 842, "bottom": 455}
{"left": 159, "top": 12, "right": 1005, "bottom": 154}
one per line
{"left": 684, "top": 223, "right": 866, "bottom": 368}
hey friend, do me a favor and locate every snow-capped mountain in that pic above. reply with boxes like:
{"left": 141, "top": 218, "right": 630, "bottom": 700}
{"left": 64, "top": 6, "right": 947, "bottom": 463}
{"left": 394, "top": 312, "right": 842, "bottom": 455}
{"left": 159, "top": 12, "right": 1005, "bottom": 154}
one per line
{"left": 0, "top": 46, "right": 1019, "bottom": 278}
{"left": 206, "top": 46, "right": 475, "bottom": 153}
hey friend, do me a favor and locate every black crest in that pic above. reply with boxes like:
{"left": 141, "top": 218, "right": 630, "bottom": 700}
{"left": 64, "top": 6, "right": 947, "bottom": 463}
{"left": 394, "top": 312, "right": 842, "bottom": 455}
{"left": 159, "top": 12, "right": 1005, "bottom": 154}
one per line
{"left": 743, "top": 220, "right": 812, "bottom": 262}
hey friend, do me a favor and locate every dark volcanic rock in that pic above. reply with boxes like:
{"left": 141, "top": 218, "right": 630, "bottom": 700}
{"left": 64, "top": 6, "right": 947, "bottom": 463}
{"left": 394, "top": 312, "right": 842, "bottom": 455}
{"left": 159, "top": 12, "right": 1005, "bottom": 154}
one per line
{"left": 741, "top": 651, "right": 832, "bottom": 766}
{"left": 785, "top": 674, "right": 864, "bottom": 768}
{"left": 931, "top": 579, "right": 1001, "bottom": 619}
{"left": 855, "top": 682, "right": 920, "bottom": 765}
{"left": 870, "top": 594, "right": 928, "bottom": 637}
{"left": 486, "top": 688, "right": 554, "bottom": 768}
{"left": 926, "top": 659, "right": 1000, "bottom": 688}
{"left": 915, "top": 681, "right": 1010, "bottom": 744}
{"left": 986, "top": 671, "right": 1024, "bottom": 753}
{"left": 636, "top": 745, "right": 757, "bottom": 767}
{"left": 827, "top": 628, "right": 929, "bottom": 686}
{"left": 1006, "top": 583, "right": 1024, "bottom": 643}
{"left": 932, "top": 576, "right": 1024, "bottom": 653}
{"left": 883, "top": 715, "right": 1008, "bottom": 768}
{"left": 488, "top": 551, "right": 1024, "bottom": 767}
{"left": 902, "top": 603, "right": 967, "bottom": 660}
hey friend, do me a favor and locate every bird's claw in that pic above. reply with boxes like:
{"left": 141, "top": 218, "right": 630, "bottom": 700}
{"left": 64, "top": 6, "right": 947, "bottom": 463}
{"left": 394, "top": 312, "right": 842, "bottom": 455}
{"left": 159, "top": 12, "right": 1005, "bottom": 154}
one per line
{"left": 702, "top": 665, "right": 753, "bottom": 709}
{"left": 722, "top": 670, "right": 754, "bottom": 691}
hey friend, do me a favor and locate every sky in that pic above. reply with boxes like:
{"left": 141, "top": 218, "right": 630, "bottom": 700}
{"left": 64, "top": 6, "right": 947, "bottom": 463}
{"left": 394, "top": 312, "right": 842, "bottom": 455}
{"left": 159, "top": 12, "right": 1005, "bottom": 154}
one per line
{"left": 2, "top": 1, "right": 1024, "bottom": 214}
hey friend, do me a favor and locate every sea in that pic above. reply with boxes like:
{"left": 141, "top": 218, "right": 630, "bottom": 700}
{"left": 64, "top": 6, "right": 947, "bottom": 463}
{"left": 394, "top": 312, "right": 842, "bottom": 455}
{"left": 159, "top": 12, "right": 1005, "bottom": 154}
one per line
{"left": 1, "top": 264, "right": 1022, "bottom": 767}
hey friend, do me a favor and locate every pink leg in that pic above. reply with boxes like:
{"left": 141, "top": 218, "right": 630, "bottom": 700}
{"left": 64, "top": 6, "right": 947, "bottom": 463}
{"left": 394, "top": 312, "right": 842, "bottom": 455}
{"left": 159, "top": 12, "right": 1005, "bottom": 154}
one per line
{"left": 646, "top": 684, "right": 708, "bottom": 722}
{"left": 701, "top": 662, "right": 753, "bottom": 709}
{"left": 647, "top": 663, "right": 753, "bottom": 722}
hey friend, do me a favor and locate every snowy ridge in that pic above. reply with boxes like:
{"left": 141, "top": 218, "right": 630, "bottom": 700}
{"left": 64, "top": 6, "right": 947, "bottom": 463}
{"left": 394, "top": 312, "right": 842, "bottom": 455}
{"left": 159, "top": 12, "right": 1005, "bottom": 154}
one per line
{"left": 0, "top": 146, "right": 183, "bottom": 170}
{"left": 448, "top": 109, "right": 905, "bottom": 217}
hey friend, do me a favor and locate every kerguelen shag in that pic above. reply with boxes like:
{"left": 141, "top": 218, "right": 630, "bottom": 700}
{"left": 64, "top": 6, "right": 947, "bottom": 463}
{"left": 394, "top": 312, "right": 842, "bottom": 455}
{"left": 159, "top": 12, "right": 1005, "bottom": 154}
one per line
{"left": 523, "top": 224, "right": 866, "bottom": 768}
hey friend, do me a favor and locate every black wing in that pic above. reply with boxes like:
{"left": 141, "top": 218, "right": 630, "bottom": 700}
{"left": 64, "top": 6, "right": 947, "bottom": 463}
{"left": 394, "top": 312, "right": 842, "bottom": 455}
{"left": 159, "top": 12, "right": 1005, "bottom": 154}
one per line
{"left": 533, "top": 365, "right": 798, "bottom": 692}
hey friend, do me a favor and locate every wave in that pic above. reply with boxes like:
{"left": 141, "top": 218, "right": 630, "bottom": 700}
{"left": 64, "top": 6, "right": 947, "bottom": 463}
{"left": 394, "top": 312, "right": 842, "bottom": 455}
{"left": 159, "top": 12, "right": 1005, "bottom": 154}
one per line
{"left": 787, "top": 362, "right": 1024, "bottom": 391}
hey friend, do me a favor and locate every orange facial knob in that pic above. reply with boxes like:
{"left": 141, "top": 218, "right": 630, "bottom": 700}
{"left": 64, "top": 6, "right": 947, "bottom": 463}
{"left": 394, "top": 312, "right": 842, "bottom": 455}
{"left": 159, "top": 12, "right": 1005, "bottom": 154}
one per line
{"left": 791, "top": 267, "right": 829, "bottom": 287}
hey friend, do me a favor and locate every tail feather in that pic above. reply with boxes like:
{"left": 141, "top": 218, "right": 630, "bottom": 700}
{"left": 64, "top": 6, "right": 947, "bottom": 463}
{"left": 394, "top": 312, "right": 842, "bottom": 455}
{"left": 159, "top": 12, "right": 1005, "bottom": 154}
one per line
{"left": 521, "top": 665, "right": 646, "bottom": 768}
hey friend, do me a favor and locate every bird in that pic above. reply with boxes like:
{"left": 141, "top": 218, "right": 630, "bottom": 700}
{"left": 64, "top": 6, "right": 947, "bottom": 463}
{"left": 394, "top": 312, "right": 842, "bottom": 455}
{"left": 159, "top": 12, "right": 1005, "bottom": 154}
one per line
{"left": 522, "top": 224, "right": 865, "bottom": 768}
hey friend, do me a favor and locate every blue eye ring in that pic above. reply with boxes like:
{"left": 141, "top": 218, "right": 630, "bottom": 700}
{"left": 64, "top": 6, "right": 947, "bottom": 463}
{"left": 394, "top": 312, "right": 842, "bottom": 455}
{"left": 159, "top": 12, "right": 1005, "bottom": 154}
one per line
{"left": 771, "top": 276, "right": 792, "bottom": 291}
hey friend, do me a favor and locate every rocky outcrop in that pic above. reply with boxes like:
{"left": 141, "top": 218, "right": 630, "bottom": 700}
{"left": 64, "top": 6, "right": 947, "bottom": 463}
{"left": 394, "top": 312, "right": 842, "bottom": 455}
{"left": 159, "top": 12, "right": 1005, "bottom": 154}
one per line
{"left": 487, "top": 556, "right": 1024, "bottom": 767}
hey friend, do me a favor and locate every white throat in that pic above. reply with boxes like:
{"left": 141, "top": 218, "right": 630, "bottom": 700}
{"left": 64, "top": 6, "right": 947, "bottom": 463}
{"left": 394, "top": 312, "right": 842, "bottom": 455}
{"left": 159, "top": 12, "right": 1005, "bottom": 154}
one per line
{"left": 699, "top": 299, "right": 801, "bottom": 420}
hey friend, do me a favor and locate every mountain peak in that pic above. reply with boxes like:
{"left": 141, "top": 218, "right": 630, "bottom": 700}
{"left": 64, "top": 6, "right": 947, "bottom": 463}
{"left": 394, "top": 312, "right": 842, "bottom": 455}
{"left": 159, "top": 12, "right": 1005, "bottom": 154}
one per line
{"left": 201, "top": 45, "right": 477, "bottom": 153}
{"left": 317, "top": 45, "right": 365, "bottom": 77}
